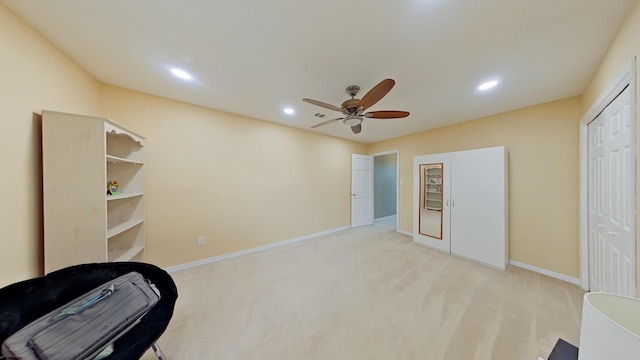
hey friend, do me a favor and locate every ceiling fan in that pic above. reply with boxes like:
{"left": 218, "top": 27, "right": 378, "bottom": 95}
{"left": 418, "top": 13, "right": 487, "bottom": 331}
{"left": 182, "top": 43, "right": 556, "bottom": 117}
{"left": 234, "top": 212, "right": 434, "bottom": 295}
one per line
{"left": 303, "top": 78, "right": 410, "bottom": 134}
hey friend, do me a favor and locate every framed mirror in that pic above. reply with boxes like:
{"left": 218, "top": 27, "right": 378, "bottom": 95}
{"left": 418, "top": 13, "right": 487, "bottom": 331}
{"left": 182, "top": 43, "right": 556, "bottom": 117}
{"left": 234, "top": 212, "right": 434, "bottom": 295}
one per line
{"left": 419, "top": 163, "right": 443, "bottom": 239}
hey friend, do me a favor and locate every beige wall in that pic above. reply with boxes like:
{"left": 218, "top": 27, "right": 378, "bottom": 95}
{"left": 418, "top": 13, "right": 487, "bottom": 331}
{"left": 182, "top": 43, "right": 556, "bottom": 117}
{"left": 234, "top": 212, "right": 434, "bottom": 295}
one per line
{"left": 0, "top": 3, "right": 102, "bottom": 287}
{"left": 581, "top": 0, "right": 640, "bottom": 295}
{"left": 582, "top": 1, "right": 640, "bottom": 109}
{"left": 100, "top": 85, "right": 367, "bottom": 268}
{"left": 368, "top": 97, "right": 582, "bottom": 277}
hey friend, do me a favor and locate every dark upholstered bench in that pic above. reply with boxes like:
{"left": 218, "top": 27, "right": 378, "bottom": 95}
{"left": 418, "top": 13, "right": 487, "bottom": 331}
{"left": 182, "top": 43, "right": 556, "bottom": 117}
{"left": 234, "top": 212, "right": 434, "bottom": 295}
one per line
{"left": 0, "top": 262, "right": 178, "bottom": 360}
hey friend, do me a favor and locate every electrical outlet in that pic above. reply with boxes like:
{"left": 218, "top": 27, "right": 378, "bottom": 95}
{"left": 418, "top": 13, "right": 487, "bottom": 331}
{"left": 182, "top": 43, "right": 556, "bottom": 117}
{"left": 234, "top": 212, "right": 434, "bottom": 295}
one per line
{"left": 197, "top": 236, "right": 205, "bottom": 246}
{"left": 314, "top": 216, "right": 319, "bottom": 224}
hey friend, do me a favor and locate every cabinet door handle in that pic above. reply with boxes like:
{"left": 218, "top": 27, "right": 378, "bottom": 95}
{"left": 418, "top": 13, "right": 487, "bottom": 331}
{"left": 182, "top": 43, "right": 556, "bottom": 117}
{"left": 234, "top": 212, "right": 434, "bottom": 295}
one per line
{"left": 446, "top": 199, "right": 449, "bottom": 207}
{"left": 452, "top": 199, "right": 455, "bottom": 207}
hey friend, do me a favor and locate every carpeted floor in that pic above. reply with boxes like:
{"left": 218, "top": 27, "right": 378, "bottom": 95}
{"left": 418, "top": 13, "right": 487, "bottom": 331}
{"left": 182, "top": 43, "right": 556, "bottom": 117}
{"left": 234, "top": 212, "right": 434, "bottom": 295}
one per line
{"left": 143, "top": 223, "right": 584, "bottom": 359}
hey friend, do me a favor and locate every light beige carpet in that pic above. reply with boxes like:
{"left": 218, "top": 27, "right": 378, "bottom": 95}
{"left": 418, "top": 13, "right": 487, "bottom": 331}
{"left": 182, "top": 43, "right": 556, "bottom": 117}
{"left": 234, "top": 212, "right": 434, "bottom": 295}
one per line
{"left": 143, "top": 224, "right": 584, "bottom": 360}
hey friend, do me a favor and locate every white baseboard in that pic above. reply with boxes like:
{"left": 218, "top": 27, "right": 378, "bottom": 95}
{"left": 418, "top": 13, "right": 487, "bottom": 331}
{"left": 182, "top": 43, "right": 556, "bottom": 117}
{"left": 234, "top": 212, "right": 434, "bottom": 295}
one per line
{"left": 164, "top": 226, "right": 350, "bottom": 273}
{"left": 509, "top": 260, "right": 580, "bottom": 285}
{"left": 398, "top": 229, "right": 412, "bottom": 237}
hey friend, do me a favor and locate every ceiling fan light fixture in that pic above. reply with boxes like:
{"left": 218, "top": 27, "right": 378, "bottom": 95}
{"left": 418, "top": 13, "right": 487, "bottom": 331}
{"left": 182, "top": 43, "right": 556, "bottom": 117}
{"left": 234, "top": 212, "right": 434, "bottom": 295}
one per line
{"left": 343, "top": 116, "right": 363, "bottom": 126}
{"left": 283, "top": 107, "right": 295, "bottom": 114}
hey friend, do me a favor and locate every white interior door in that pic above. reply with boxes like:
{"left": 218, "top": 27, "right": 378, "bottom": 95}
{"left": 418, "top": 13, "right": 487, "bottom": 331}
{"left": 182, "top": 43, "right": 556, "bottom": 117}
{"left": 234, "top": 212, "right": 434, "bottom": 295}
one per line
{"left": 352, "top": 154, "right": 374, "bottom": 228}
{"left": 588, "top": 86, "right": 636, "bottom": 297}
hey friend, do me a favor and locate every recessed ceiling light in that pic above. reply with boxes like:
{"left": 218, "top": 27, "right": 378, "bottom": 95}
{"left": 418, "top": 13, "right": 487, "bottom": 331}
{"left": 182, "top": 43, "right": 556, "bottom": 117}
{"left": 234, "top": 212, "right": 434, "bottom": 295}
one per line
{"left": 284, "top": 108, "right": 295, "bottom": 115}
{"left": 478, "top": 80, "right": 499, "bottom": 91}
{"left": 170, "top": 68, "right": 192, "bottom": 80}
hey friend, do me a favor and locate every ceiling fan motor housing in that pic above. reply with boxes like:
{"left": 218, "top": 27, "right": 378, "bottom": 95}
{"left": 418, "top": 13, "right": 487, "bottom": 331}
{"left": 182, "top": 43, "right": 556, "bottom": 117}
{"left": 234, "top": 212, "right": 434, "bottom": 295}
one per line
{"left": 341, "top": 98, "right": 361, "bottom": 115}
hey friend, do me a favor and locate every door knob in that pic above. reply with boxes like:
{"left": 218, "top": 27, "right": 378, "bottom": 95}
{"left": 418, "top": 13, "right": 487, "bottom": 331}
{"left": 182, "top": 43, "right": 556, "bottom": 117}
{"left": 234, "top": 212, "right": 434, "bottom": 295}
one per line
{"left": 352, "top": 193, "right": 356, "bottom": 197}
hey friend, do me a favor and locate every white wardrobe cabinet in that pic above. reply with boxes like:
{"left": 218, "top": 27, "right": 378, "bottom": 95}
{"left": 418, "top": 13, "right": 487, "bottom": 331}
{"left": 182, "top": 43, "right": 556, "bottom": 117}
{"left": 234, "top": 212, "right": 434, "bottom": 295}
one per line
{"left": 413, "top": 146, "right": 508, "bottom": 269}
{"left": 42, "top": 110, "right": 146, "bottom": 274}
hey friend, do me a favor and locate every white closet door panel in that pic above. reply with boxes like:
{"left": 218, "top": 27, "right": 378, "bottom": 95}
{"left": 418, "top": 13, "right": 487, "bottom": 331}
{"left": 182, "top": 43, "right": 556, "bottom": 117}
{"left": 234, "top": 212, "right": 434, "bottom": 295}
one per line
{"left": 450, "top": 147, "right": 507, "bottom": 269}
{"left": 588, "top": 113, "right": 606, "bottom": 292}
{"left": 587, "top": 86, "right": 635, "bottom": 296}
{"left": 605, "top": 87, "right": 635, "bottom": 296}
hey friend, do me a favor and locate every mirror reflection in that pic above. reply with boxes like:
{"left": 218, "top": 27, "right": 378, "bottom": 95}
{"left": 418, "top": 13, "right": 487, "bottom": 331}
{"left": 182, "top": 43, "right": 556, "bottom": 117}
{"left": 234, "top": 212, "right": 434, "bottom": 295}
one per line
{"left": 419, "top": 163, "right": 443, "bottom": 239}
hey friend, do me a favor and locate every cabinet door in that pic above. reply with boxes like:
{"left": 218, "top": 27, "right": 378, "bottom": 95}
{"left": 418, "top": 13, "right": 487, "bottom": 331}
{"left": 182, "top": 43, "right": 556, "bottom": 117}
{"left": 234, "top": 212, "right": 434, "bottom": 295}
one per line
{"left": 450, "top": 147, "right": 507, "bottom": 269}
{"left": 413, "top": 153, "right": 451, "bottom": 253}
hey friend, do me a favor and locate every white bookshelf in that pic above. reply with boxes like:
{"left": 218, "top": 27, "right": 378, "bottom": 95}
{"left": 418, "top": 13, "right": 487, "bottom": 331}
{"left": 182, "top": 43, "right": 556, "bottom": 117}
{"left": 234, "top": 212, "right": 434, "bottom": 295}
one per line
{"left": 107, "top": 193, "right": 144, "bottom": 201}
{"left": 109, "top": 246, "right": 145, "bottom": 262}
{"left": 42, "top": 110, "right": 146, "bottom": 274}
{"left": 107, "top": 219, "right": 144, "bottom": 239}
{"left": 106, "top": 155, "right": 144, "bottom": 165}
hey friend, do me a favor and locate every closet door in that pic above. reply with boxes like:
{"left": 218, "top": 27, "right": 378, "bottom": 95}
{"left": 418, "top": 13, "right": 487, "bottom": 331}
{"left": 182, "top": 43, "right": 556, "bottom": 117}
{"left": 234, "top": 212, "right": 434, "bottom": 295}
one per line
{"left": 587, "top": 86, "right": 635, "bottom": 296}
{"left": 450, "top": 147, "right": 507, "bottom": 269}
{"left": 413, "top": 153, "right": 451, "bottom": 253}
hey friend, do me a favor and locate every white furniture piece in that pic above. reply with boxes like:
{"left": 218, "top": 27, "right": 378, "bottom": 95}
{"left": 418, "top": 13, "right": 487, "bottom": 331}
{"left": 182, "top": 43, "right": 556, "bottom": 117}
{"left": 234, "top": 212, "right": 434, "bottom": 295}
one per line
{"left": 42, "top": 110, "right": 146, "bottom": 274}
{"left": 578, "top": 292, "right": 640, "bottom": 360}
{"left": 413, "top": 146, "right": 508, "bottom": 269}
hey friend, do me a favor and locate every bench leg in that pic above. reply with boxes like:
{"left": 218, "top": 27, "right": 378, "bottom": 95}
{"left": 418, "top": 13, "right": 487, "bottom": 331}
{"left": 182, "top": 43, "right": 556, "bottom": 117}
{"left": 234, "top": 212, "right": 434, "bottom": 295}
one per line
{"left": 151, "top": 342, "right": 167, "bottom": 360}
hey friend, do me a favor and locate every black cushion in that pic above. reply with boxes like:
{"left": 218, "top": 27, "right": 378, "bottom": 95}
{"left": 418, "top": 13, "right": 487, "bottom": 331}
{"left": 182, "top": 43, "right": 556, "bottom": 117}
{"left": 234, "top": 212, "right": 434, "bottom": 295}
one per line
{"left": 548, "top": 338, "right": 579, "bottom": 360}
{"left": 0, "top": 262, "right": 178, "bottom": 360}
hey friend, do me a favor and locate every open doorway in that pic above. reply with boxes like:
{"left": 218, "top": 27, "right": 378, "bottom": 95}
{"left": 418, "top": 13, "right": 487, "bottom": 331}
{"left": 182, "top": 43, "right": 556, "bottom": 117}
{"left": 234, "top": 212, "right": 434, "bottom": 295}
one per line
{"left": 373, "top": 151, "right": 399, "bottom": 231}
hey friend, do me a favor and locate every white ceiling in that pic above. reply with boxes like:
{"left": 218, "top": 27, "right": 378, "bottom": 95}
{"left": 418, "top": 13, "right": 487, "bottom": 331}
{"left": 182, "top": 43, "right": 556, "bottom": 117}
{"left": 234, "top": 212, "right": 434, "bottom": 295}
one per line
{"left": 3, "top": 0, "right": 636, "bottom": 143}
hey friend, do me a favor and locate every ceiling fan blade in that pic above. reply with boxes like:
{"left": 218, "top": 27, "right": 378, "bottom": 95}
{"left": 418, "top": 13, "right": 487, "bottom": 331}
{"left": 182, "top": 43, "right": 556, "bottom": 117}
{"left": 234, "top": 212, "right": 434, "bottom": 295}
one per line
{"left": 357, "top": 78, "right": 395, "bottom": 110}
{"left": 302, "top": 98, "right": 343, "bottom": 112}
{"left": 351, "top": 124, "right": 362, "bottom": 134}
{"left": 311, "top": 117, "right": 344, "bottom": 128}
{"left": 365, "top": 110, "right": 410, "bottom": 119}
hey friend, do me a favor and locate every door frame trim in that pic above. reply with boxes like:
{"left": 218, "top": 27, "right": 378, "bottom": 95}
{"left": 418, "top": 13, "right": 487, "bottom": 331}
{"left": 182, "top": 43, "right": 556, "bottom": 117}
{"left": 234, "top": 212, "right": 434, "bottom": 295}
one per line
{"left": 579, "top": 58, "right": 637, "bottom": 291}
{"left": 372, "top": 150, "right": 400, "bottom": 232}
